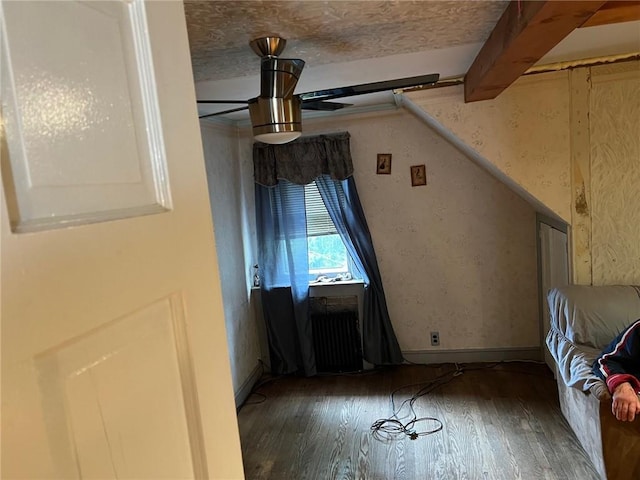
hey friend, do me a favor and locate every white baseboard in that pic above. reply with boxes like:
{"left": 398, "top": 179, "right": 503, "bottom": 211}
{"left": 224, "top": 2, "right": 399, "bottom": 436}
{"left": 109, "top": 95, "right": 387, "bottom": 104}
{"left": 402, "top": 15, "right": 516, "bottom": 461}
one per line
{"left": 402, "top": 346, "right": 543, "bottom": 365}
{"left": 234, "top": 362, "right": 263, "bottom": 409}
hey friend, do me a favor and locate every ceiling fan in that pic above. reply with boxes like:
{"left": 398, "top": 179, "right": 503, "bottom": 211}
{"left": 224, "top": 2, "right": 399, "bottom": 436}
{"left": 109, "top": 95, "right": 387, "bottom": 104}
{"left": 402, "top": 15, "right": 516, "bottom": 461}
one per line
{"left": 197, "top": 36, "right": 440, "bottom": 144}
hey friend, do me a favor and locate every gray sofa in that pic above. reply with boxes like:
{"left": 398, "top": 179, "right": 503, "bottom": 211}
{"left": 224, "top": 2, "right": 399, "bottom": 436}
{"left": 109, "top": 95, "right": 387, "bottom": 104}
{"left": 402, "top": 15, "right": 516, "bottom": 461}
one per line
{"left": 546, "top": 285, "right": 640, "bottom": 480}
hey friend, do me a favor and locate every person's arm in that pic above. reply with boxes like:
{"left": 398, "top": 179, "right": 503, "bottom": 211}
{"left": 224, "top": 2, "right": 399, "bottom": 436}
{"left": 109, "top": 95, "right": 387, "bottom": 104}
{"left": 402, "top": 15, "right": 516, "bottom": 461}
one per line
{"left": 605, "top": 372, "right": 640, "bottom": 396}
{"left": 593, "top": 319, "right": 640, "bottom": 421}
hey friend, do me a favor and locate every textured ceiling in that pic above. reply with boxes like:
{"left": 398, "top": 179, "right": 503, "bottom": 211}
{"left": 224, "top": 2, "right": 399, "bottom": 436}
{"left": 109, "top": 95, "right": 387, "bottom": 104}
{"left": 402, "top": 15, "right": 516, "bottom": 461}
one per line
{"left": 184, "top": 0, "right": 509, "bottom": 83}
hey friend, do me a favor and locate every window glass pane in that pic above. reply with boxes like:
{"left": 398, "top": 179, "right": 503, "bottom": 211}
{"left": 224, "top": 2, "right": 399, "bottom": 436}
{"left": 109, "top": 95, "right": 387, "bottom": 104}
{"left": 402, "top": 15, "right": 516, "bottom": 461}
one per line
{"left": 304, "top": 181, "right": 351, "bottom": 278}
{"left": 308, "top": 233, "right": 349, "bottom": 275}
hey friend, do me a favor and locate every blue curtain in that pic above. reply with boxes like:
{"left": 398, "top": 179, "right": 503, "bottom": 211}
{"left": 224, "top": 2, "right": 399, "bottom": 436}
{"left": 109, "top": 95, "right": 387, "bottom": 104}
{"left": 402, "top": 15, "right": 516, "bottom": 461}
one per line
{"left": 255, "top": 180, "right": 315, "bottom": 375}
{"left": 315, "top": 175, "right": 403, "bottom": 365}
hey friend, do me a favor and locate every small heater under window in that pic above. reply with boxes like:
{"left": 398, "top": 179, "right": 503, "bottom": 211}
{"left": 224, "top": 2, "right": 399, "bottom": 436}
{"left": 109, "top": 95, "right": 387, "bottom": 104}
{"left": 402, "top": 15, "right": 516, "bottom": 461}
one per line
{"left": 311, "top": 311, "right": 363, "bottom": 373}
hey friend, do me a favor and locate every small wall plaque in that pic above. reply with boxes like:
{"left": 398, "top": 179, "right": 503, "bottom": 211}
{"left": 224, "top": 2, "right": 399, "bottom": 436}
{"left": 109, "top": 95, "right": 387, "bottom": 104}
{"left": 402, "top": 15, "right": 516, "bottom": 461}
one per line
{"left": 410, "top": 164, "right": 427, "bottom": 186}
{"left": 376, "top": 154, "right": 392, "bottom": 174}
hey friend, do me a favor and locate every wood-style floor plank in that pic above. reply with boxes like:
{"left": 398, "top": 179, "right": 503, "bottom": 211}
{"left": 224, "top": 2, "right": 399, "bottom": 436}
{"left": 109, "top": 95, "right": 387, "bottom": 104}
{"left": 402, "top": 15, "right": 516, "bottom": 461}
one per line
{"left": 237, "top": 363, "right": 599, "bottom": 480}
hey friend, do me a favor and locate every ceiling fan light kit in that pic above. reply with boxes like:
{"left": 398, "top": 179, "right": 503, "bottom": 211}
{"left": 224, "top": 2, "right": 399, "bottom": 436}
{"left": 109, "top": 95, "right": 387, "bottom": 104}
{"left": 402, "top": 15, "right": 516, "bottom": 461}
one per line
{"left": 249, "top": 96, "right": 302, "bottom": 144}
{"left": 197, "top": 36, "right": 440, "bottom": 145}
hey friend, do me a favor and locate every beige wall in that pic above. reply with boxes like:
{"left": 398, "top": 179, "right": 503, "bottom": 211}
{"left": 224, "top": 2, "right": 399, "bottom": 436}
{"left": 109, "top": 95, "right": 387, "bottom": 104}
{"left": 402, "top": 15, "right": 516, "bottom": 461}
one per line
{"left": 199, "top": 60, "right": 638, "bottom": 396}
{"left": 407, "top": 72, "right": 572, "bottom": 222}
{"left": 588, "top": 62, "right": 640, "bottom": 285}
{"left": 204, "top": 59, "right": 639, "bottom": 379}
{"left": 202, "top": 106, "right": 539, "bottom": 397}
{"left": 200, "top": 122, "right": 261, "bottom": 395}
{"left": 408, "top": 60, "right": 640, "bottom": 286}
{"left": 293, "top": 110, "right": 539, "bottom": 351}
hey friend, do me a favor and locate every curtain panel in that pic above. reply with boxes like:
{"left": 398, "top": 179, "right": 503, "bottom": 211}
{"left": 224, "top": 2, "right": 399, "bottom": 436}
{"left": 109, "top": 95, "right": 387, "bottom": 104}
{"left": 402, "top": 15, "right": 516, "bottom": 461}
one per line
{"left": 255, "top": 181, "right": 314, "bottom": 375}
{"left": 315, "top": 175, "right": 403, "bottom": 365}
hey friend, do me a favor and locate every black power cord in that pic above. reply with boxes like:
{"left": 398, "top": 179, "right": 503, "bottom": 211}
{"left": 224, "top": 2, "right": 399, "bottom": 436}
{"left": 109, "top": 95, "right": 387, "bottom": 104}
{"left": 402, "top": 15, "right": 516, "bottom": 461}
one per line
{"left": 370, "top": 360, "right": 550, "bottom": 442}
{"left": 370, "top": 364, "right": 461, "bottom": 441}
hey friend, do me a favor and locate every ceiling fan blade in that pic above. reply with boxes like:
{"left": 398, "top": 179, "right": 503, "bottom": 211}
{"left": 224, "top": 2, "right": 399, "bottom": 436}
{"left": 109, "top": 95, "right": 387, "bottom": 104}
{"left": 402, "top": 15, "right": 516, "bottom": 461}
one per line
{"left": 301, "top": 100, "right": 353, "bottom": 111}
{"left": 197, "top": 100, "right": 249, "bottom": 105}
{"left": 299, "top": 73, "right": 440, "bottom": 102}
{"left": 199, "top": 105, "right": 249, "bottom": 119}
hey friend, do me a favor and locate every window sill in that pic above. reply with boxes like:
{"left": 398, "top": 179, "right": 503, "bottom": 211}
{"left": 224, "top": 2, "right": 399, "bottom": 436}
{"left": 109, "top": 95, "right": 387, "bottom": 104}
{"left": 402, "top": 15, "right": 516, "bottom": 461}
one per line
{"left": 309, "top": 279, "right": 364, "bottom": 287}
{"left": 250, "top": 279, "right": 364, "bottom": 291}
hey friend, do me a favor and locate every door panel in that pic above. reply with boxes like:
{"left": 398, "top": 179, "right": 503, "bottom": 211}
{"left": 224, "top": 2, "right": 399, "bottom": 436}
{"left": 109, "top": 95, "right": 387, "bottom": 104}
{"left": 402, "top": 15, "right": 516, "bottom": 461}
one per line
{"left": 35, "top": 295, "right": 194, "bottom": 479}
{"left": 1, "top": 1, "right": 243, "bottom": 478}
{"left": 1, "top": 0, "right": 170, "bottom": 232}
{"left": 540, "top": 222, "right": 569, "bottom": 371}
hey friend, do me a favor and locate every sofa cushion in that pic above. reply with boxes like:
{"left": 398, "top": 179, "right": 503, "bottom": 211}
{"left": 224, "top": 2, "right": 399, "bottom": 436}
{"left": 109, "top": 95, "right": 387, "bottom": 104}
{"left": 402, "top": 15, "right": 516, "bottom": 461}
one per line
{"left": 548, "top": 285, "right": 640, "bottom": 350}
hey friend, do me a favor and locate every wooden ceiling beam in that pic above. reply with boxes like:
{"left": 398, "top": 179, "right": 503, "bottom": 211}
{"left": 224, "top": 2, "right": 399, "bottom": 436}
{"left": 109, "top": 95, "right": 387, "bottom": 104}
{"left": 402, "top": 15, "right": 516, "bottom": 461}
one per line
{"left": 580, "top": 1, "right": 640, "bottom": 27}
{"left": 464, "top": 0, "right": 607, "bottom": 103}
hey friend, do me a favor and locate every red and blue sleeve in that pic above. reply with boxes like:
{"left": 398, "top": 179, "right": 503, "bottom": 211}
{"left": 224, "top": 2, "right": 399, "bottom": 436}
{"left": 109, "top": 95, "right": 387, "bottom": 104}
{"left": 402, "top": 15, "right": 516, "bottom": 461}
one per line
{"left": 593, "top": 319, "right": 640, "bottom": 395}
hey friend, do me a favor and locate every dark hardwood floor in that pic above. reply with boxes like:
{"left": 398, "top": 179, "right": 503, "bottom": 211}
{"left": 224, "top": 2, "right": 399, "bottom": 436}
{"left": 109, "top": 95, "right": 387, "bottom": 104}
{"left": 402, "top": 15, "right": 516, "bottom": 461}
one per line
{"left": 236, "top": 362, "right": 599, "bottom": 480}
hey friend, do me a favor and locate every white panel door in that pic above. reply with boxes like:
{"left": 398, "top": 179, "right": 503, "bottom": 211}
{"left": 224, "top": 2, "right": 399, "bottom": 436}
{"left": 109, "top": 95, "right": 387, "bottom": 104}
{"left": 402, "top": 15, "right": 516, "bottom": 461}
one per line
{"left": 540, "top": 223, "right": 569, "bottom": 372}
{"left": 0, "top": 1, "right": 244, "bottom": 478}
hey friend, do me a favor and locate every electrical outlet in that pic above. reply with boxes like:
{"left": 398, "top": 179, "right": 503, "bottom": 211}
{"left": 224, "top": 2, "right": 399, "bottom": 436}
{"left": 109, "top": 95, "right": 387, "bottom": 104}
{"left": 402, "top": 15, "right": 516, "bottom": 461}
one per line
{"left": 430, "top": 331, "right": 440, "bottom": 346}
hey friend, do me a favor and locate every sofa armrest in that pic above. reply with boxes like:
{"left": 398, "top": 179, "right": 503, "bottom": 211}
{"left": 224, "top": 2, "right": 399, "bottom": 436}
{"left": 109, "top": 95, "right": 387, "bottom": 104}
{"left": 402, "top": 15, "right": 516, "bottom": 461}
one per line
{"left": 600, "top": 398, "right": 640, "bottom": 480}
{"left": 546, "top": 327, "right": 604, "bottom": 393}
{"left": 547, "top": 285, "right": 640, "bottom": 350}
{"left": 556, "top": 375, "right": 639, "bottom": 479}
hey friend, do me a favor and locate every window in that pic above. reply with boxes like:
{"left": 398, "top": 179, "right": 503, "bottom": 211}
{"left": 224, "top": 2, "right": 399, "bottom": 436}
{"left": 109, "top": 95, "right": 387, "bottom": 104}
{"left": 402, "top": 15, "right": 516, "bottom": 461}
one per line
{"left": 304, "top": 181, "right": 351, "bottom": 278}
{"left": 271, "top": 179, "right": 356, "bottom": 284}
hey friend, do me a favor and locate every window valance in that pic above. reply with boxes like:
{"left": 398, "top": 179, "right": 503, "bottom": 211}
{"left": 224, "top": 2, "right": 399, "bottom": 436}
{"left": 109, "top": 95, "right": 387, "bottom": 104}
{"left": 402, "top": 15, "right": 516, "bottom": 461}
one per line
{"left": 253, "top": 132, "right": 353, "bottom": 186}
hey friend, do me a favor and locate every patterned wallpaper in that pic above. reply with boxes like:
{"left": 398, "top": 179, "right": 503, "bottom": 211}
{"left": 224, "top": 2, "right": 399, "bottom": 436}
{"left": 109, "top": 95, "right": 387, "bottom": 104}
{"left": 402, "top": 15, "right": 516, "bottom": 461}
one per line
{"left": 405, "top": 72, "right": 572, "bottom": 222}
{"left": 183, "top": 0, "right": 507, "bottom": 82}
{"left": 202, "top": 109, "right": 539, "bottom": 362}
{"left": 408, "top": 60, "right": 640, "bottom": 286}
{"left": 589, "top": 62, "right": 640, "bottom": 285}
{"left": 292, "top": 110, "right": 539, "bottom": 350}
{"left": 200, "top": 122, "right": 261, "bottom": 393}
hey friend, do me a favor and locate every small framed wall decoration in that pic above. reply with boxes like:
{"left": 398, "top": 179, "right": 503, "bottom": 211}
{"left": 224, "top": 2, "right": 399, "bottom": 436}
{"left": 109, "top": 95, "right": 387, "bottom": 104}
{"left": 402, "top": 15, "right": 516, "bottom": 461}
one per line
{"left": 376, "top": 153, "right": 392, "bottom": 174}
{"left": 410, "top": 164, "right": 427, "bottom": 186}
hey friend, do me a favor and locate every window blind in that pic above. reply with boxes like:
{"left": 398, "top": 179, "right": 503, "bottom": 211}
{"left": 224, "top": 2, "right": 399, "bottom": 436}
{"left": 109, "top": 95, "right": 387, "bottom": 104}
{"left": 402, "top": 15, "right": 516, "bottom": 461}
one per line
{"left": 277, "top": 180, "right": 337, "bottom": 237}
{"left": 304, "top": 182, "right": 337, "bottom": 237}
